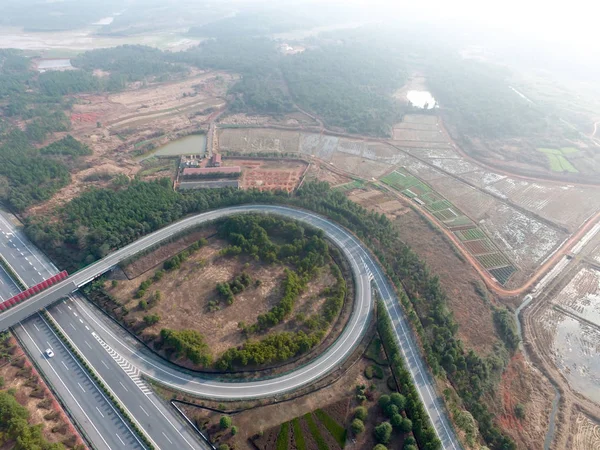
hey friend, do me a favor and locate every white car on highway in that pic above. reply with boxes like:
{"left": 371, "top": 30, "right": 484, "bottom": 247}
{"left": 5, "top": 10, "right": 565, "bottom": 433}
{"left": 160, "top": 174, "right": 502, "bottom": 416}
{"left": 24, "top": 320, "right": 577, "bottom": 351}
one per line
{"left": 44, "top": 348, "right": 54, "bottom": 358}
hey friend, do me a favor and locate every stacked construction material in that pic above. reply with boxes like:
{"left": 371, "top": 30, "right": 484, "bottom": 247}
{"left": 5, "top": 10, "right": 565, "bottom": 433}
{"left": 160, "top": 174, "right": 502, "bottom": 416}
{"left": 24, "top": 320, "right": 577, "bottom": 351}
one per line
{"left": 0, "top": 271, "right": 68, "bottom": 311}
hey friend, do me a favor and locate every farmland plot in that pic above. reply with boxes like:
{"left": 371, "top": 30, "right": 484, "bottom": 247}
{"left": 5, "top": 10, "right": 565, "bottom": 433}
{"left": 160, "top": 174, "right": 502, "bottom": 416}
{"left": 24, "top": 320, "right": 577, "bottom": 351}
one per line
{"left": 551, "top": 267, "right": 600, "bottom": 327}
{"left": 329, "top": 152, "right": 390, "bottom": 179}
{"left": 299, "top": 134, "right": 338, "bottom": 161}
{"left": 218, "top": 128, "right": 302, "bottom": 154}
{"left": 539, "top": 308, "right": 600, "bottom": 404}
{"left": 430, "top": 158, "right": 481, "bottom": 176}
{"left": 403, "top": 147, "right": 460, "bottom": 159}
{"left": 572, "top": 414, "right": 600, "bottom": 450}
{"left": 479, "top": 203, "right": 565, "bottom": 272}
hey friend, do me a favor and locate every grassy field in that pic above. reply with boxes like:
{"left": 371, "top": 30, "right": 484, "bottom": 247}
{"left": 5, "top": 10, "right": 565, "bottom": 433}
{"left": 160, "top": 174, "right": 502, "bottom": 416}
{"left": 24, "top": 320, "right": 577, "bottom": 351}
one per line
{"left": 333, "top": 180, "right": 365, "bottom": 192}
{"left": 537, "top": 147, "right": 579, "bottom": 173}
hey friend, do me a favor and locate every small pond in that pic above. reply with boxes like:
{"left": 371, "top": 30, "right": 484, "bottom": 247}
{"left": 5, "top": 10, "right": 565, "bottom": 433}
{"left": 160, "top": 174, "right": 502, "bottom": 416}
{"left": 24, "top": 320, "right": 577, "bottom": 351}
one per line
{"left": 140, "top": 134, "right": 207, "bottom": 160}
{"left": 37, "top": 59, "right": 72, "bottom": 71}
{"left": 407, "top": 90, "right": 437, "bottom": 109}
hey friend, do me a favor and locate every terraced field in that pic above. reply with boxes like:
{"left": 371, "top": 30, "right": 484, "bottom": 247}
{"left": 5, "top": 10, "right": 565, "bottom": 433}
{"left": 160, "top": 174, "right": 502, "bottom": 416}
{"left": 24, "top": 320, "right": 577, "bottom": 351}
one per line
{"left": 380, "top": 168, "right": 517, "bottom": 285}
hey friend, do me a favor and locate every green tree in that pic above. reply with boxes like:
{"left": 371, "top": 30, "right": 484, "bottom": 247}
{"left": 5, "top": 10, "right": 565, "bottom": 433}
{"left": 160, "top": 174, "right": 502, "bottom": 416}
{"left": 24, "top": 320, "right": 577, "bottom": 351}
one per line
{"left": 390, "top": 392, "right": 406, "bottom": 410}
{"left": 231, "top": 425, "right": 238, "bottom": 435}
{"left": 220, "top": 416, "right": 232, "bottom": 430}
{"left": 514, "top": 404, "right": 526, "bottom": 420}
{"left": 351, "top": 418, "right": 365, "bottom": 434}
{"left": 373, "top": 445, "right": 388, "bottom": 450}
{"left": 354, "top": 406, "right": 368, "bottom": 421}
{"left": 399, "top": 418, "right": 413, "bottom": 433}
{"left": 378, "top": 395, "right": 390, "bottom": 409}
{"left": 374, "top": 422, "right": 392, "bottom": 444}
{"left": 390, "top": 413, "right": 402, "bottom": 428}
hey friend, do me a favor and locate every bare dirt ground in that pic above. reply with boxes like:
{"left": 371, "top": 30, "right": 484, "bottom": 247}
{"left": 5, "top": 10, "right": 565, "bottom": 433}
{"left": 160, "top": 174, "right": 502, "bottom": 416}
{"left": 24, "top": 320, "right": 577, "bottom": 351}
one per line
{"left": 107, "top": 236, "right": 338, "bottom": 361}
{"left": 222, "top": 158, "right": 309, "bottom": 192}
{"left": 0, "top": 337, "right": 85, "bottom": 449}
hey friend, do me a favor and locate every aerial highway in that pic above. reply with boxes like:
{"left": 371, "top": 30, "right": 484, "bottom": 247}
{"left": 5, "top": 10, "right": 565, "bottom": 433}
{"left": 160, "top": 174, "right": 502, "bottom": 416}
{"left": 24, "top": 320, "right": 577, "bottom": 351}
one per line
{"left": 0, "top": 212, "right": 209, "bottom": 450}
{"left": 0, "top": 205, "right": 460, "bottom": 449}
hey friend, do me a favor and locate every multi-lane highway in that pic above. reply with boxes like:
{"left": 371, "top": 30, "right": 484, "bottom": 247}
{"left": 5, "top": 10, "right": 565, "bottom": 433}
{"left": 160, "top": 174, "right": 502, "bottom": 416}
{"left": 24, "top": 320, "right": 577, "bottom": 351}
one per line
{"left": 0, "top": 211, "right": 208, "bottom": 450}
{"left": 0, "top": 205, "right": 460, "bottom": 449}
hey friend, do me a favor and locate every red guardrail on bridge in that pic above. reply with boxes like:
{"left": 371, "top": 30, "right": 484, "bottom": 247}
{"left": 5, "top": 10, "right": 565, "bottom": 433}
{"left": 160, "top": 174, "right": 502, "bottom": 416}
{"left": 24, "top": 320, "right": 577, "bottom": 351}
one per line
{"left": 0, "top": 271, "right": 68, "bottom": 312}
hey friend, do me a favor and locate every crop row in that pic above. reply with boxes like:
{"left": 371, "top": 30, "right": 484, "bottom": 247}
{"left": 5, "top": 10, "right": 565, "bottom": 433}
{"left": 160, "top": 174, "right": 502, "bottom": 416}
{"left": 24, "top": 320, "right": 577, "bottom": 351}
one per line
{"left": 476, "top": 253, "right": 511, "bottom": 269}
{"left": 455, "top": 228, "right": 486, "bottom": 241}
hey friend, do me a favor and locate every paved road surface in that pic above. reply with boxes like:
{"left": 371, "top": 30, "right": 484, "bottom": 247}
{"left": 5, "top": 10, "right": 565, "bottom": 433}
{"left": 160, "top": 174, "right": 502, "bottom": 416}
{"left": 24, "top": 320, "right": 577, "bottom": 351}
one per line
{"left": 0, "top": 205, "right": 460, "bottom": 449}
{"left": 0, "top": 212, "right": 208, "bottom": 450}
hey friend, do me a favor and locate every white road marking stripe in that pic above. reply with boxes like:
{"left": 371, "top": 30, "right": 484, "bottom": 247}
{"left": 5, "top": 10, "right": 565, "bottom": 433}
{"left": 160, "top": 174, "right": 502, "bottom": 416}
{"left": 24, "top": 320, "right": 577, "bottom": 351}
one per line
{"left": 139, "top": 405, "right": 150, "bottom": 416}
{"left": 119, "top": 381, "right": 129, "bottom": 392}
{"left": 162, "top": 432, "right": 173, "bottom": 444}
{"left": 96, "top": 406, "right": 104, "bottom": 418}
{"left": 19, "top": 323, "right": 114, "bottom": 450}
{"left": 33, "top": 323, "right": 39, "bottom": 331}
{"left": 69, "top": 323, "right": 76, "bottom": 330}
{"left": 101, "top": 360, "right": 110, "bottom": 369}
{"left": 77, "top": 382, "right": 85, "bottom": 393}
{"left": 116, "top": 434, "right": 125, "bottom": 445}
{"left": 85, "top": 341, "right": 92, "bottom": 349}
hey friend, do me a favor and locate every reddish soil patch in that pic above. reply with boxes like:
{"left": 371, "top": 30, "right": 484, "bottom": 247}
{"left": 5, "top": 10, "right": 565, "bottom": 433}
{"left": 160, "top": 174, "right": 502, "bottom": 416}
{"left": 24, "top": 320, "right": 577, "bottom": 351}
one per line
{"left": 222, "top": 158, "right": 308, "bottom": 192}
{"left": 495, "top": 353, "right": 554, "bottom": 450}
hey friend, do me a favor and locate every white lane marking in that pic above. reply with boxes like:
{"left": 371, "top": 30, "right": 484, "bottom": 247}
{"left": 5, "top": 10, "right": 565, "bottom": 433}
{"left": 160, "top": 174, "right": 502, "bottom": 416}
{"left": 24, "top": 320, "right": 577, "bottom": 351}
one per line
{"left": 46, "top": 341, "right": 53, "bottom": 349}
{"left": 19, "top": 323, "right": 114, "bottom": 450}
{"left": 61, "top": 360, "right": 69, "bottom": 371}
{"left": 162, "top": 432, "right": 173, "bottom": 445}
{"left": 85, "top": 325, "right": 89, "bottom": 331}
{"left": 69, "top": 323, "right": 76, "bottom": 330}
{"left": 67, "top": 306, "right": 72, "bottom": 310}
{"left": 101, "top": 360, "right": 110, "bottom": 369}
{"left": 78, "top": 382, "right": 85, "bottom": 393}
{"left": 116, "top": 434, "right": 125, "bottom": 445}
{"left": 73, "top": 312, "right": 78, "bottom": 317}
{"left": 79, "top": 318, "right": 83, "bottom": 324}
{"left": 33, "top": 323, "right": 40, "bottom": 331}
{"left": 119, "top": 381, "right": 129, "bottom": 392}
{"left": 143, "top": 393, "right": 196, "bottom": 449}
{"left": 96, "top": 407, "right": 104, "bottom": 418}
{"left": 85, "top": 341, "right": 92, "bottom": 349}
{"left": 39, "top": 312, "right": 150, "bottom": 449}
{"left": 139, "top": 405, "right": 150, "bottom": 417}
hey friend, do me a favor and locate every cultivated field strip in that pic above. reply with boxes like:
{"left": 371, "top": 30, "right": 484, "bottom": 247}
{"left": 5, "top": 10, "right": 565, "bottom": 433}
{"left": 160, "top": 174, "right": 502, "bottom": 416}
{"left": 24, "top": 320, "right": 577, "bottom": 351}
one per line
{"left": 381, "top": 169, "right": 517, "bottom": 285}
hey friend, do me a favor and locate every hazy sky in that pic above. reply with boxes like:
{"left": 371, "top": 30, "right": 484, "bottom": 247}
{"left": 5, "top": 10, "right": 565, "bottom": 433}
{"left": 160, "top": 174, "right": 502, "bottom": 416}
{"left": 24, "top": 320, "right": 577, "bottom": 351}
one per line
{"left": 335, "top": 0, "right": 596, "bottom": 49}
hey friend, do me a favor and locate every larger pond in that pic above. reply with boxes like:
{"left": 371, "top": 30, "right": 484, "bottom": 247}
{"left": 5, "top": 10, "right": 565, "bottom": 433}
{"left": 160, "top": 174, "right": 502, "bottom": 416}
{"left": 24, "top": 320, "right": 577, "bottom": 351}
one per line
{"left": 140, "top": 134, "right": 207, "bottom": 160}
{"left": 37, "top": 59, "right": 72, "bottom": 71}
{"left": 407, "top": 90, "right": 437, "bottom": 109}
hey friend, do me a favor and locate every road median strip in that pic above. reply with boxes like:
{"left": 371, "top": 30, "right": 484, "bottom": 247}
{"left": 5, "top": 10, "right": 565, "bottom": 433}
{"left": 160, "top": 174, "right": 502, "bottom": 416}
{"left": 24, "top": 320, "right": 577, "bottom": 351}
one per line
{"left": 42, "top": 310, "right": 157, "bottom": 450}
{"left": 0, "top": 254, "right": 27, "bottom": 291}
